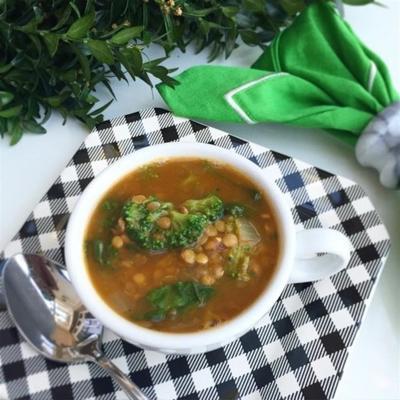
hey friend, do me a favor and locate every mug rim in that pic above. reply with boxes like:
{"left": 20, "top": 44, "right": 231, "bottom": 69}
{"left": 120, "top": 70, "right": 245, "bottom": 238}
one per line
{"left": 65, "top": 142, "right": 296, "bottom": 352}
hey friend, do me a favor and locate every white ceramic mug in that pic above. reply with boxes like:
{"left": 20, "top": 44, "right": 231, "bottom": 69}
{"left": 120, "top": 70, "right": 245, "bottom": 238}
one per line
{"left": 65, "top": 143, "right": 352, "bottom": 354}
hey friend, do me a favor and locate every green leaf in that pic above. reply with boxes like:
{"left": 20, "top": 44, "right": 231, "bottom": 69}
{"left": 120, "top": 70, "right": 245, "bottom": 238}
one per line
{"left": 93, "top": 239, "right": 105, "bottom": 264}
{"left": 69, "top": 2, "right": 82, "bottom": 18}
{"left": 110, "top": 26, "right": 144, "bottom": 45}
{"left": 8, "top": 119, "right": 23, "bottom": 145}
{"left": 0, "top": 105, "right": 23, "bottom": 118}
{"left": 66, "top": 12, "right": 95, "bottom": 39}
{"left": 0, "top": 92, "right": 14, "bottom": 108}
{"left": 15, "top": 18, "right": 42, "bottom": 33}
{"left": 91, "top": 239, "right": 118, "bottom": 266}
{"left": 243, "top": 0, "right": 264, "bottom": 12}
{"left": 89, "top": 99, "right": 113, "bottom": 116}
{"left": 42, "top": 33, "right": 60, "bottom": 57}
{"left": 51, "top": 6, "right": 72, "bottom": 31}
{"left": 279, "top": 0, "right": 307, "bottom": 15}
{"left": 252, "top": 190, "right": 262, "bottom": 201}
{"left": 240, "top": 30, "right": 259, "bottom": 45}
{"left": 224, "top": 25, "right": 237, "bottom": 58}
{"left": 183, "top": 6, "right": 218, "bottom": 17}
{"left": 59, "top": 69, "right": 78, "bottom": 82}
{"left": 226, "top": 244, "right": 252, "bottom": 281}
{"left": 142, "top": 281, "right": 215, "bottom": 321}
{"left": 199, "top": 19, "right": 210, "bottom": 35}
{"left": 0, "top": 63, "right": 13, "bottom": 74}
{"left": 221, "top": 6, "right": 239, "bottom": 18}
{"left": 85, "top": 94, "right": 98, "bottom": 104}
{"left": 84, "top": 0, "right": 95, "bottom": 15}
{"left": 87, "top": 40, "right": 114, "bottom": 64}
{"left": 119, "top": 47, "right": 143, "bottom": 75}
{"left": 72, "top": 45, "right": 91, "bottom": 81}
{"left": 22, "top": 120, "right": 46, "bottom": 134}
{"left": 142, "top": 57, "right": 167, "bottom": 69}
{"left": 224, "top": 203, "right": 246, "bottom": 217}
{"left": 43, "top": 91, "right": 70, "bottom": 107}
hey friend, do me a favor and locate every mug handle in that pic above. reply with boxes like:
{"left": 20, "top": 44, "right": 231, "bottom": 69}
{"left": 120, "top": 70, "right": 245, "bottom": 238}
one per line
{"left": 289, "top": 229, "right": 353, "bottom": 284}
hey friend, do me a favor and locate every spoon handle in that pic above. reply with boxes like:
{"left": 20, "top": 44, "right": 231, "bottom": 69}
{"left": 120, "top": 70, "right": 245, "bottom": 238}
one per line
{"left": 94, "top": 353, "right": 148, "bottom": 400}
{"left": 0, "top": 259, "right": 7, "bottom": 310}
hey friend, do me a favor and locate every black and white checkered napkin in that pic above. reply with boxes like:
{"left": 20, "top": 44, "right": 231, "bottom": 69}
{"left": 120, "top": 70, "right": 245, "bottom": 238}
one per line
{"left": 0, "top": 108, "right": 390, "bottom": 400}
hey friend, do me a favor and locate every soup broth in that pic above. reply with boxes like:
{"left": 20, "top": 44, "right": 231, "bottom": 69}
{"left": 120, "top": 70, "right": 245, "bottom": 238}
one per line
{"left": 84, "top": 158, "right": 279, "bottom": 333}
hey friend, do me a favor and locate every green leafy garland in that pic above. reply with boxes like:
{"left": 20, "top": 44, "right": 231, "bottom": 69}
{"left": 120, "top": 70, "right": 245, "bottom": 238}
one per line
{"left": 0, "top": 0, "right": 373, "bottom": 144}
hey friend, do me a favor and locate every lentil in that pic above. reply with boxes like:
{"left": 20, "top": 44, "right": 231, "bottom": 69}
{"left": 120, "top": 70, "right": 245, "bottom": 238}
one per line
{"left": 132, "top": 194, "right": 146, "bottom": 203}
{"left": 157, "top": 216, "right": 171, "bottom": 229}
{"left": 111, "top": 236, "right": 124, "bottom": 249}
{"left": 222, "top": 233, "right": 238, "bottom": 247}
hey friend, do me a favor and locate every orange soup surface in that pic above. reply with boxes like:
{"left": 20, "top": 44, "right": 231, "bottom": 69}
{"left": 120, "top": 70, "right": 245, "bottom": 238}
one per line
{"left": 84, "top": 158, "right": 279, "bottom": 332}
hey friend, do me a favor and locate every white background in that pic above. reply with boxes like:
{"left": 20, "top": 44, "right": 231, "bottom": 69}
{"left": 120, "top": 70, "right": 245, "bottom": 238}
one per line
{"left": 0, "top": 1, "right": 399, "bottom": 399}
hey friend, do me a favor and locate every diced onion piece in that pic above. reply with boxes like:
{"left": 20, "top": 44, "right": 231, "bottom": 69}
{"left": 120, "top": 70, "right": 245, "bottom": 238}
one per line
{"left": 109, "top": 293, "right": 132, "bottom": 312}
{"left": 236, "top": 218, "right": 261, "bottom": 247}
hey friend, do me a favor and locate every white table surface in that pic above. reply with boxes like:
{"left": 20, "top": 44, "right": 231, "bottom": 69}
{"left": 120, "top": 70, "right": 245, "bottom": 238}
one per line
{"left": 1, "top": 2, "right": 399, "bottom": 399}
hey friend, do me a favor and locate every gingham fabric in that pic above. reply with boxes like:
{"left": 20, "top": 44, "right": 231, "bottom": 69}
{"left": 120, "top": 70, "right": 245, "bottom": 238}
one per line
{"left": 0, "top": 108, "right": 390, "bottom": 400}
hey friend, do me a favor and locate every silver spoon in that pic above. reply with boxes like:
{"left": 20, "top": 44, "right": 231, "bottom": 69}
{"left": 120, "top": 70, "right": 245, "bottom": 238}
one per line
{"left": 1, "top": 253, "right": 148, "bottom": 400}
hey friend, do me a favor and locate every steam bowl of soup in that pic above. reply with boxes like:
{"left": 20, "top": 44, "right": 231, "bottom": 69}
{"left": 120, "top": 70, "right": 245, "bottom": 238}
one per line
{"left": 65, "top": 143, "right": 351, "bottom": 354}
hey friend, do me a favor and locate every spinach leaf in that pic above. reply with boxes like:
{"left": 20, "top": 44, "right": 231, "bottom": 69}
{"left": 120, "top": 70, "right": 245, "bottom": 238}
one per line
{"left": 251, "top": 190, "right": 262, "bottom": 202}
{"left": 224, "top": 203, "right": 246, "bottom": 217}
{"left": 102, "top": 199, "right": 119, "bottom": 211}
{"left": 143, "top": 281, "right": 214, "bottom": 321}
{"left": 226, "top": 244, "right": 252, "bottom": 281}
{"left": 102, "top": 199, "right": 121, "bottom": 228}
{"left": 90, "top": 239, "right": 118, "bottom": 267}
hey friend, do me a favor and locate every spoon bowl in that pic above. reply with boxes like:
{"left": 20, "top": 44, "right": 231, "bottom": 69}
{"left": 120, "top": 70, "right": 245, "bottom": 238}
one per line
{"left": 2, "top": 253, "right": 147, "bottom": 400}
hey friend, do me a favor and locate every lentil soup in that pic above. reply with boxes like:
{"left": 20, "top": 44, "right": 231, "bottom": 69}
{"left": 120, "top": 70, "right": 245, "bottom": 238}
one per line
{"left": 84, "top": 158, "right": 279, "bottom": 333}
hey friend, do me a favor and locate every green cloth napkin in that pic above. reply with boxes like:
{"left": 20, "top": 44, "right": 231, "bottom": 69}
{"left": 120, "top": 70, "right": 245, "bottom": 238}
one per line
{"left": 157, "top": 1, "right": 399, "bottom": 146}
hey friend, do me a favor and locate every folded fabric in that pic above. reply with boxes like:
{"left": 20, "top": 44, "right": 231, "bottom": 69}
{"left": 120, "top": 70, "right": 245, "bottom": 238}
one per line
{"left": 157, "top": 1, "right": 399, "bottom": 188}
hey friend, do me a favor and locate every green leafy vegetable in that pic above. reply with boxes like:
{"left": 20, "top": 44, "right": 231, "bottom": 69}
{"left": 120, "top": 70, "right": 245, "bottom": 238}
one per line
{"left": 122, "top": 196, "right": 173, "bottom": 250}
{"left": 122, "top": 195, "right": 214, "bottom": 250}
{"left": 141, "top": 281, "right": 215, "bottom": 321}
{"left": 90, "top": 239, "right": 118, "bottom": 267}
{"left": 226, "top": 244, "right": 252, "bottom": 281}
{"left": 168, "top": 210, "right": 209, "bottom": 248}
{"left": 102, "top": 199, "right": 121, "bottom": 228}
{"left": 251, "top": 190, "right": 262, "bottom": 202}
{"left": 225, "top": 203, "right": 246, "bottom": 217}
{"left": 183, "top": 194, "right": 224, "bottom": 222}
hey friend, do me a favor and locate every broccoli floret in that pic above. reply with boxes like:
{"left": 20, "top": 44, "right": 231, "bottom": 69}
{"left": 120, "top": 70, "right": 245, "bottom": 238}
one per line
{"left": 168, "top": 211, "right": 209, "bottom": 248}
{"left": 123, "top": 201, "right": 146, "bottom": 230}
{"left": 122, "top": 197, "right": 173, "bottom": 251}
{"left": 183, "top": 194, "right": 224, "bottom": 222}
{"left": 122, "top": 197, "right": 209, "bottom": 250}
{"left": 226, "top": 244, "right": 252, "bottom": 281}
